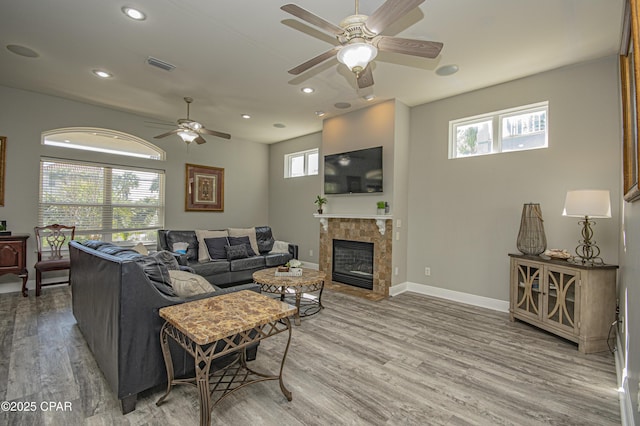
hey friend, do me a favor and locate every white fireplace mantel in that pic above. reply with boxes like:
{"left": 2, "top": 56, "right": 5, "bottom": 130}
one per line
{"left": 313, "top": 213, "right": 392, "bottom": 235}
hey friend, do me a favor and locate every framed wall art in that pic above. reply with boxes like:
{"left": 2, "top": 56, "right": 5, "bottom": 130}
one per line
{"left": 0, "top": 136, "right": 5, "bottom": 206}
{"left": 622, "top": 0, "right": 640, "bottom": 202}
{"left": 185, "top": 163, "right": 224, "bottom": 211}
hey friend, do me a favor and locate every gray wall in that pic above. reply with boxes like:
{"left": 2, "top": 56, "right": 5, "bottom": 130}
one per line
{"left": 268, "top": 131, "right": 322, "bottom": 264}
{"left": 322, "top": 100, "right": 396, "bottom": 215}
{"left": 620, "top": 173, "right": 640, "bottom": 421}
{"left": 392, "top": 101, "right": 410, "bottom": 285}
{"left": 0, "top": 85, "right": 268, "bottom": 288}
{"left": 407, "top": 56, "right": 621, "bottom": 301}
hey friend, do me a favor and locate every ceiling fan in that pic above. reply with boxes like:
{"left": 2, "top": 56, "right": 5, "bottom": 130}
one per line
{"left": 153, "top": 97, "right": 231, "bottom": 145}
{"left": 281, "top": 0, "right": 443, "bottom": 89}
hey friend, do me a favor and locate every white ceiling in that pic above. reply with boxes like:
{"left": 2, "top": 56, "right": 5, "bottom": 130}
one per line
{"left": 0, "top": 0, "right": 625, "bottom": 144}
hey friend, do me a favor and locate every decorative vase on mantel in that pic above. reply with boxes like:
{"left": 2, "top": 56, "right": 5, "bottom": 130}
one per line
{"left": 516, "top": 203, "right": 547, "bottom": 255}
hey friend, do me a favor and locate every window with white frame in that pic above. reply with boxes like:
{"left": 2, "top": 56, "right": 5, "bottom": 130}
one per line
{"left": 449, "top": 102, "right": 548, "bottom": 159}
{"left": 39, "top": 128, "right": 165, "bottom": 245}
{"left": 284, "top": 148, "right": 319, "bottom": 178}
{"left": 39, "top": 159, "right": 165, "bottom": 244}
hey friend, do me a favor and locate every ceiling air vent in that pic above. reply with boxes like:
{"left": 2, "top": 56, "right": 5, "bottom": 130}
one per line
{"left": 146, "top": 57, "right": 175, "bottom": 72}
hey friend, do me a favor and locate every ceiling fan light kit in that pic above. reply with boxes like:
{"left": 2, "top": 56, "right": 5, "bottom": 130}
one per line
{"left": 337, "top": 43, "right": 378, "bottom": 74}
{"left": 178, "top": 130, "right": 197, "bottom": 144}
{"left": 281, "top": 0, "right": 443, "bottom": 89}
{"left": 154, "top": 97, "right": 231, "bottom": 145}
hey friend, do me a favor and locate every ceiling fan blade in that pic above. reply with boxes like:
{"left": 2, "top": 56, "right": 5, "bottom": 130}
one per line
{"left": 366, "top": 0, "right": 425, "bottom": 35}
{"left": 194, "top": 136, "right": 207, "bottom": 145}
{"left": 374, "top": 36, "right": 443, "bottom": 58}
{"left": 199, "top": 128, "right": 231, "bottom": 140}
{"left": 153, "top": 128, "right": 180, "bottom": 139}
{"left": 357, "top": 66, "right": 374, "bottom": 89}
{"left": 281, "top": 4, "right": 344, "bottom": 36}
{"left": 288, "top": 48, "right": 339, "bottom": 75}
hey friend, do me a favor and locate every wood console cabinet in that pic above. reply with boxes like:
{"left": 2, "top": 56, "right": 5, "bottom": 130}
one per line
{"left": 509, "top": 254, "right": 617, "bottom": 354}
{"left": 0, "top": 234, "right": 29, "bottom": 297}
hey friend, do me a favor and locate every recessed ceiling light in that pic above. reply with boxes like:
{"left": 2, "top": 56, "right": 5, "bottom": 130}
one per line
{"left": 315, "top": 111, "right": 326, "bottom": 117}
{"left": 436, "top": 64, "right": 459, "bottom": 76}
{"left": 241, "top": 114, "right": 251, "bottom": 119}
{"left": 301, "top": 87, "right": 315, "bottom": 94}
{"left": 6, "top": 44, "right": 39, "bottom": 58}
{"left": 273, "top": 123, "right": 286, "bottom": 128}
{"left": 363, "top": 94, "right": 376, "bottom": 101}
{"left": 334, "top": 102, "right": 351, "bottom": 109}
{"left": 122, "top": 6, "right": 146, "bottom": 21}
{"left": 92, "top": 69, "right": 113, "bottom": 78}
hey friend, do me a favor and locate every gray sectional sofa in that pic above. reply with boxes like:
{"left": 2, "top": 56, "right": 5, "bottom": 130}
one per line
{"left": 69, "top": 240, "right": 261, "bottom": 414}
{"left": 157, "top": 225, "right": 298, "bottom": 287}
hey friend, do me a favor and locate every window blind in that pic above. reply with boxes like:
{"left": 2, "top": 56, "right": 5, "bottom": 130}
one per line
{"left": 38, "top": 159, "right": 165, "bottom": 243}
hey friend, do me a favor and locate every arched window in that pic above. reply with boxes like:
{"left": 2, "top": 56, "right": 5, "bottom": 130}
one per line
{"left": 39, "top": 128, "right": 165, "bottom": 245}
{"left": 42, "top": 127, "right": 165, "bottom": 160}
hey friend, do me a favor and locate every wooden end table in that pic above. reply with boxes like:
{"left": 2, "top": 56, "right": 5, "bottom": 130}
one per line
{"left": 156, "top": 290, "right": 297, "bottom": 426}
{"left": 0, "top": 234, "right": 29, "bottom": 297}
{"left": 253, "top": 268, "right": 326, "bottom": 326}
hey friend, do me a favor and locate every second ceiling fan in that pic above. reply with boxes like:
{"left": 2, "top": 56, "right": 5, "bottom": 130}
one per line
{"left": 154, "top": 97, "right": 231, "bottom": 145}
{"left": 281, "top": 0, "right": 443, "bottom": 88}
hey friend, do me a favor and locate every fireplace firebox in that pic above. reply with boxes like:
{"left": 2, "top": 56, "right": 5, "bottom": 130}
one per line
{"left": 332, "top": 239, "right": 374, "bottom": 290}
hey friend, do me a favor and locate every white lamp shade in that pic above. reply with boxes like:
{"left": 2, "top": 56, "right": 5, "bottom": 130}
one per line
{"left": 337, "top": 43, "right": 377, "bottom": 72}
{"left": 178, "top": 130, "right": 197, "bottom": 143}
{"left": 562, "top": 190, "right": 611, "bottom": 218}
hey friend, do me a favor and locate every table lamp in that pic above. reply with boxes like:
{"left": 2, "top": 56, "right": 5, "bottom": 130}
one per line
{"left": 562, "top": 190, "right": 611, "bottom": 265}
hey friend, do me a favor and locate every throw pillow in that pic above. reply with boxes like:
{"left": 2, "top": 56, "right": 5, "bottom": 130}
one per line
{"left": 132, "top": 242, "right": 149, "bottom": 255}
{"left": 135, "top": 255, "right": 176, "bottom": 296}
{"left": 228, "top": 227, "right": 260, "bottom": 256}
{"left": 172, "top": 242, "right": 189, "bottom": 255}
{"left": 168, "top": 270, "right": 216, "bottom": 298}
{"left": 195, "top": 230, "right": 228, "bottom": 262}
{"left": 151, "top": 250, "right": 181, "bottom": 270}
{"left": 225, "top": 244, "right": 248, "bottom": 261}
{"left": 204, "top": 237, "right": 230, "bottom": 260}
{"left": 269, "top": 240, "right": 290, "bottom": 254}
{"left": 227, "top": 236, "right": 257, "bottom": 257}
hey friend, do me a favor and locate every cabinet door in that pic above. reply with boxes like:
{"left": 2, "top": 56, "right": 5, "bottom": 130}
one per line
{"left": 543, "top": 266, "right": 579, "bottom": 334}
{"left": 0, "top": 241, "right": 22, "bottom": 271}
{"left": 512, "top": 260, "right": 542, "bottom": 320}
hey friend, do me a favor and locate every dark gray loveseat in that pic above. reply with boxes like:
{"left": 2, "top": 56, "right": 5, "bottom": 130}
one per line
{"left": 69, "top": 240, "right": 260, "bottom": 414}
{"left": 157, "top": 226, "right": 298, "bottom": 287}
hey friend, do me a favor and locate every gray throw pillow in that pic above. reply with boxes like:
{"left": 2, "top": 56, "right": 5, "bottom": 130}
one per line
{"left": 151, "top": 250, "right": 181, "bottom": 270}
{"left": 227, "top": 236, "right": 257, "bottom": 257}
{"left": 225, "top": 244, "right": 248, "bottom": 261}
{"left": 134, "top": 255, "right": 176, "bottom": 296}
{"left": 205, "top": 237, "right": 230, "bottom": 260}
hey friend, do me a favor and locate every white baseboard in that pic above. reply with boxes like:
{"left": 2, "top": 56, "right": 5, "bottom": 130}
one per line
{"left": 616, "top": 334, "right": 636, "bottom": 426}
{"left": 389, "top": 281, "right": 509, "bottom": 313}
{"left": 301, "top": 261, "right": 319, "bottom": 270}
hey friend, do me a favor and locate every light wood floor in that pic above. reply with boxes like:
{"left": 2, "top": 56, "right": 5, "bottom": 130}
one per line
{"left": 0, "top": 286, "right": 620, "bottom": 425}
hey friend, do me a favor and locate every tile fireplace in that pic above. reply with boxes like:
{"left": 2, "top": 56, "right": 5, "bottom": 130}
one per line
{"left": 317, "top": 214, "right": 392, "bottom": 296}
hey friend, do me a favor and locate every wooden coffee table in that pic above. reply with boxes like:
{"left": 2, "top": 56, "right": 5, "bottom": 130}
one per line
{"left": 156, "top": 290, "right": 297, "bottom": 426}
{"left": 253, "top": 268, "right": 326, "bottom": 326}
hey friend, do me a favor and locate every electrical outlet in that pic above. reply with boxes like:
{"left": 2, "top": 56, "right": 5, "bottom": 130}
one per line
{"left": 394, "top": 266, "right": 399, "bottom": 276}
{"left": 425, "top": 267, "right": 431, "bottom": 276}
{"left": 309, "top": 249, "right": 313, "bottom": 257}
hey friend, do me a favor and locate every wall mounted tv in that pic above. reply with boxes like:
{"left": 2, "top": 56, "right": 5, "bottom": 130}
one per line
{"left": 324, "top": 146, "right": 383, "bottom": 194}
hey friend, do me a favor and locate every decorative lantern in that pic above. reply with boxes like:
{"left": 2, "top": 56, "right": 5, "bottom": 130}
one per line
{"left": 517, "top": 203, "right": 547, "bottom": 255}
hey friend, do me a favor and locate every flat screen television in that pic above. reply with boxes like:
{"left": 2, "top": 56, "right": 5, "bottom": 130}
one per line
{"left": 324, "top": 146, "right": 383, "bottom": 194}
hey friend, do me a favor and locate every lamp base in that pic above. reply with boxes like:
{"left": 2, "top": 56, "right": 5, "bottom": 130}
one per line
{"left": 573, "top": 217, "right": 604, "bottom": 266}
